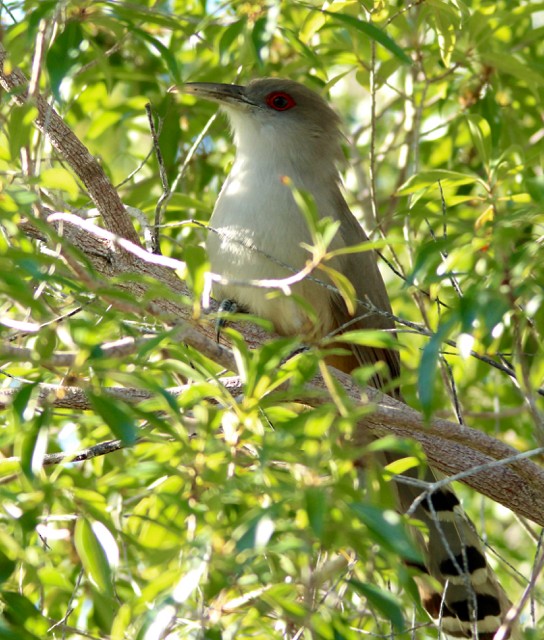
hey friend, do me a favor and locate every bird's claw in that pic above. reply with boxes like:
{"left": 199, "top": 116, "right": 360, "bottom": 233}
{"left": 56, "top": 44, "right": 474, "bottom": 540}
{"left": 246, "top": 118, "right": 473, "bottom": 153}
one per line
{"left": 215, "top": 299, "right": 238, "bottom": 342}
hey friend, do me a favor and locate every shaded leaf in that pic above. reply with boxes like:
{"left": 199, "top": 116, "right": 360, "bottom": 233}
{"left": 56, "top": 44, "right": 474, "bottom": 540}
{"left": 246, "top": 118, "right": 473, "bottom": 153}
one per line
{"left": 89, "top": 393, "right": 137, "bottom": 444}
{"left": 350, "top": 580, "right": 405, "bottom": 631}
{"left": 45, "top": 22, "right": 84, "bottom": 101}
{"left": 350, "top": 503, "right": 422, "bottom": 564}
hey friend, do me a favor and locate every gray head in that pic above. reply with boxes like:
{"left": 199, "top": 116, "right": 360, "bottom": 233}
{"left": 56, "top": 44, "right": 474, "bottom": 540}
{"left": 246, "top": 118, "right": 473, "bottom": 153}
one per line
{"left": 181, "top": 78, "right": 344, "bottom": 171}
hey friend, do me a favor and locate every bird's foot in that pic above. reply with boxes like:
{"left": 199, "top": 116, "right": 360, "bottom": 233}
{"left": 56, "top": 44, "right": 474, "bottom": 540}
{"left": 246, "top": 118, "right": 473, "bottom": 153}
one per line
{"left": 215, "top": 299, "right": 238, "bottom": 342}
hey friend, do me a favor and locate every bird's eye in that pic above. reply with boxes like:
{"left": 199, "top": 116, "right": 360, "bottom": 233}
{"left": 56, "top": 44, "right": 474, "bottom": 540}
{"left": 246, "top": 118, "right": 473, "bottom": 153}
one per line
{"left": 266, "top": 91, "right": 296, "bottom": 111}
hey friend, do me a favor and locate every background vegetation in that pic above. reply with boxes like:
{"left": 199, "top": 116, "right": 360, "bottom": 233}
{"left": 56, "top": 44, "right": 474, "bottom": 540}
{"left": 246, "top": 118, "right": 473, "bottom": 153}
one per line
{"left": 0, "top": 0, "right": 543, "bottom": 638}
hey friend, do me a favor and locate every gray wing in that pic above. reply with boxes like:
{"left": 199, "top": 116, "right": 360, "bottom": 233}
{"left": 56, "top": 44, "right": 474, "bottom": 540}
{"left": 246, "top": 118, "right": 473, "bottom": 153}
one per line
{"left": 328, "top": 193, "right": 401, "bottom": 389}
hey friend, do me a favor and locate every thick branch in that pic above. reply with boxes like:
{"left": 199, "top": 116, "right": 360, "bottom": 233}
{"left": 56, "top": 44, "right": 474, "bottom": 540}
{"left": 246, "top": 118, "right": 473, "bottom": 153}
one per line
{"left": 297, "top": 374, "right": 544, "bottom": 526}
{"left": 19, "top": 214, "right": 273, "bottom": 356}
{"left": 1, "top": 374, "right": 543, "bottom": 525}
{"left": 0, "top": 45, "right": 140, "bottom": 245}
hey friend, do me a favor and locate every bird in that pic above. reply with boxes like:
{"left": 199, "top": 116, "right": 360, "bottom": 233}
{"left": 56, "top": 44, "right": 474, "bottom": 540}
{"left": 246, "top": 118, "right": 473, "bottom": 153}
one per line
{"left": 180, "top": 77, "right": 517, "bottom": 638}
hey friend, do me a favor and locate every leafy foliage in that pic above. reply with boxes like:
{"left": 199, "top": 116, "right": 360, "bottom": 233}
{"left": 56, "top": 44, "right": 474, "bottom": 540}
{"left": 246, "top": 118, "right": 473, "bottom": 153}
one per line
{"left": 0, "top": 1, "right": 543, "bottom": 639}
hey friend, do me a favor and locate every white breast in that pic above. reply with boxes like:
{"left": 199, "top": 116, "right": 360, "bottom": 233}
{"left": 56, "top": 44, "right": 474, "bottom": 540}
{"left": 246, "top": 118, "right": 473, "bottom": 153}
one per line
{"left": 206, "top": 155, "right": 337, "bottom": 337}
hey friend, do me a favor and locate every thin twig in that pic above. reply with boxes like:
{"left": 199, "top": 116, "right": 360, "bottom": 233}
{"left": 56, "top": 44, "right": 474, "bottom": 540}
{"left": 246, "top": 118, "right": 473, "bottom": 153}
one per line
{"left": 0, "top": 440, "right": 127, "bottom": 486}
{"left": 368, "top": 39, "right": 379, "bottom": 229}
{"left": 145, "top": 102, "right": 170, "bottom": 255}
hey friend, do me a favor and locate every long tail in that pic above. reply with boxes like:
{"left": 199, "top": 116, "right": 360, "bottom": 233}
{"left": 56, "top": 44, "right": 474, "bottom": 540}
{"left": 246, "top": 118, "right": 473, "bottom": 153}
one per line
{"left": 394, "top": 466, "right": 519, "bottom": 639}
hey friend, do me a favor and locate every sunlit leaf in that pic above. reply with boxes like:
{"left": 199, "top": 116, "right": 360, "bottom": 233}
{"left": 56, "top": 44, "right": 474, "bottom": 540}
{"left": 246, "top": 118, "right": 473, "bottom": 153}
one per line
{"left": 398, "top": 170, "right": 484, "bottom": 194}
{"left": 466, "top": 115, "right": 492, "bottom": 167}
{"left": 322, "top": 11, "right": 412, "bottom": 64}
{"left": 39, "top": 167, "right": 80, "bottom": 200}
{"left": 74, "top": 518, "right": 113, "bottom": 597}
{"left": 1, "top": 592, "right": 49, "bottom": 637}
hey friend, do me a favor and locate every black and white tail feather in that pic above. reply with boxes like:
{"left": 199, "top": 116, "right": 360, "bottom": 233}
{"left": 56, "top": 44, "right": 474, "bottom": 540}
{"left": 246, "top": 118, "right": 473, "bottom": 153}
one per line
{"left": 393, "top": 466, "right": 518, "bottom": 639}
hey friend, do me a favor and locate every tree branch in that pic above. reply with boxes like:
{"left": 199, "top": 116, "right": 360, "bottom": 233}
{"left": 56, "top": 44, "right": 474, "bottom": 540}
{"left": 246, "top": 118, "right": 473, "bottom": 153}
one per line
{"left": 0, "top": 44, "right": 140, "bottom": 245}
{"left": 1, "top": 372, "right": 543, "bottom": 526}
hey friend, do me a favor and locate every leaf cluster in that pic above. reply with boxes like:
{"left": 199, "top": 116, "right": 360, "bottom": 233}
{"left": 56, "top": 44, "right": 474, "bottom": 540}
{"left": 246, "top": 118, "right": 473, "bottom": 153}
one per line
{"left": 0, "top": 1, "right": 543, "bottom": 638}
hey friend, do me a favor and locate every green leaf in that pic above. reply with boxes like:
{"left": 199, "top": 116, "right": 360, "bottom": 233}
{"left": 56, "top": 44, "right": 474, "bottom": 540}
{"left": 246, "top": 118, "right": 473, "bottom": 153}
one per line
{"left": 1, "top": 592, "right": 49, "bottom": 637}
{"left": 129, "top": 27, "right": 181, "bottom": 84}
{"left": 398, "top": 170, "right": 484, "bottom": 194}
{"left": 337, "top": 330, "right": 399, "bottom": 350}
{"left": 384, "top": 456, "right": 422, "bottom": 476}
{"left": 349, "top": 580, "right": 405, "bottom": 632}
{"left": 0, "top": 619, "right": 40, "bottom": 640}
{"left": 45, "top": 22, "right": 84, "bottom": 101}
{"left": 426, "top": 0, "right": 464, "bottom": 20}
{"left": 482, "top": 52, "right": 544, "bottom": 88}
{"left": 11, "top": 383, "right": 38, "bottom": 425}
{"left": 262, "top": 584, "right": 307, "bottom": 619}
{"left": 218, "top": 20, "right": 246, "bottom": 59}
{"left": 225, "top": 329, "right": 253, "bottom": 384}
{"left": 87, "top": 111, "right": 123, "bottom": 140}
{"left": 20, "top": 409, "right": 49, "bottom": 481}
{"left": 350, "top": 503, "right": 422, "bottom": 565}
{"left": 7, "top": 103, "right": 37, "bottom": 162}
{"left": 25, "top": 1, "right": 58, "bottom": 39}
{"left": 305, "top": 487, "right": 325, "bottom": 537}
{"left": 321, "top": 264, "right": 357, "bottom": 315}
{"left": 251, "top": 15, "right": 275, "bottom": 66}
{"left": 328, "top": 238, "right": 390, "bottom": 258}
{"left": 0, "top": 550, "right": 15, "bottom": 585}
{"left": 166, "top": 193, "right": 209, "bottom": 212}
{"left": 465, "top": 115, "right": 492, "bottom": 167}
{"left": 418, "top": 319, "right": 455, "bottom": 418}
{"left": 183, "top": 244, "right": 208, "bottom": 303}
{"left": 134, "top": 598, "right": 177, "bottom": 640}
{"left": 300, "top": 11, "right": 326, "bottom": 43}
{"left": 89, "top": 393, "right": 137, "bottom": 444}
{"left": 525, "top": 176, "right": 544, "bottom": 204}
{"left": 39, "top": 167, "right": 80, "bottom": 200}
{"left": 235, "top": 511, "right": 275, "bottom": 551}
{"left": 434, "top": 9, "right": 456, "bottom": 68}
{"left": 74, "top": 518, "right": 113, "bottom": 597}
{"left": 322, "top": 11, "right": 412, "bottom": 65}
{"left": 288, "top": 178, "right": 320, "bottom": 237}
{"left": 0, "top": 459, "right": 19, "bottom": 479}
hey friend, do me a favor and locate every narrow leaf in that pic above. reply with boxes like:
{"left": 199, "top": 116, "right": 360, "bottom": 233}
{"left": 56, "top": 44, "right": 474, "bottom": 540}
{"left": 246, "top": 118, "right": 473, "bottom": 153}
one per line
{"left": 305, "top": 487, "right": 325, "bottom": 537}
{"left": 350, "top": 580, "right": 405, "bottom": 631}
{"left": 323, "top": 11, "right": 411, "bottom": 65}
{"left": 350, "top": 503, "right": 421, "bottom": 564}
{"left": 398, "top": 170, "right": 484, "bottom": 194}
{"left": 89, "top": 394, "right": 137, "bottom": 444}
{"left": 320, "top": 265, "right": 357, "bottom": 315}
{"left": 74, "top": 518, "right": 113, "bottom": 597}
{"left": 466, "top": 115, "right": 491, "bottom": 167}
{"left": 337, "top": 330, "right": 399, "bottom": 350}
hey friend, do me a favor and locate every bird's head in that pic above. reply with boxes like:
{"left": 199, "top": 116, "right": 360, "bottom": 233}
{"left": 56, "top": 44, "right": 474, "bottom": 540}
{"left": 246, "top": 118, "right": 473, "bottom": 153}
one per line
{"left": 178, "top": 78, "right": 344, "bottom": 171}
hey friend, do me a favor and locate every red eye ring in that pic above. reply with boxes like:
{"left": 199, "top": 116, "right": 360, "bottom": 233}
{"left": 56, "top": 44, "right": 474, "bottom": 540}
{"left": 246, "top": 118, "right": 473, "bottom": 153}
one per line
{"left": 265, "top": 91, "right": 296, "bottom": 111}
